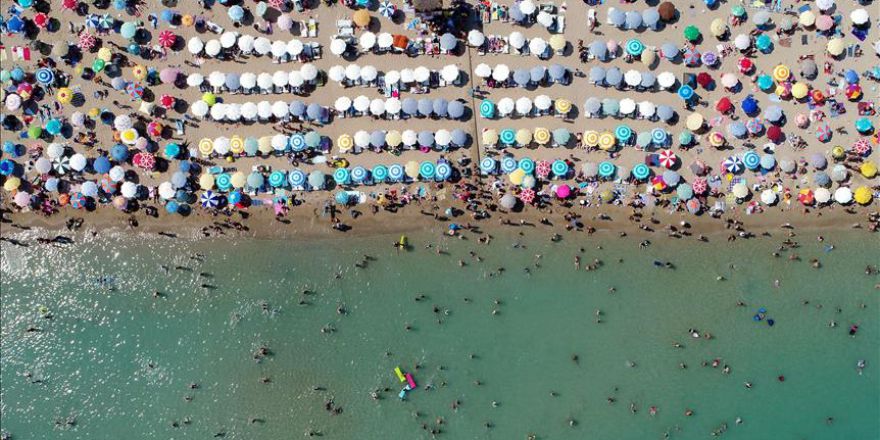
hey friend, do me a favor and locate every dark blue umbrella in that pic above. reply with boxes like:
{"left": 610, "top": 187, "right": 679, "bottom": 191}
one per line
{"left": 402, "top": 98, "right": 418, "bottom": 116}
{"left": 447, "top": 101, "right": 464, "bottom": 119}
{"left": 93, "top": 156, "right": 111, "bottom": 174}
{"left": 110, "top": 144, "right": 129, "bottom": 161}
{"left": 741, "top": 96, "right": 759, "bottom": 115}
{"left": 513, "top": 69, "right": 530, "bottom": 86}
{"left": 451, "top": 129, "right": 467, "bottom": 146}
{"left": 432, "top": 99, "right": 448, "bottom": 117}
{"left": 417, "top": 99, "right": 433, "bottom": 117}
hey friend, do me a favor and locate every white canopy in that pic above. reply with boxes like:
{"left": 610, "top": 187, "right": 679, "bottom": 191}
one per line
{"left": 492, "top": 64, "right": 510, "bottom": 81}
{"left": 441, "top": 65, "right": 459, "bottom": 82}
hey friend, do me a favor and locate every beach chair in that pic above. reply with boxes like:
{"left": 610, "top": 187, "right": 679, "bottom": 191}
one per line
{"left": 308, "top": 18, "right": 318, "bottom": 37}
{"left": 556, "top": 15, "right": 565, "bottom": 34}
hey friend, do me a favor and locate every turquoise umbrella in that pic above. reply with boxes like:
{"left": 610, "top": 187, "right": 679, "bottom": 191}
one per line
{"left": 335, "top": 191, "right": 350, "bottom": 204}
{"left": 371, "top": 164, "right": 389, "bottom": 182}
{"left": 651, "top": 128, "right": 667, "bottom": 144}
{"left": 518, "top": 158, "right": 535, "bottom": 174}
{"left": 120, "top": 21, "right": 137, "bottom": 39}
{"left": 419, "top": 161, "right": 436, "bottom": 179}
{"left": 551, "top": 160, "right": 569, "bottom": 177}
{"left": 615, "top": 124, "right": 632, "bottom": 142}
{"left": 755, "top": 34, "right": 772, "bottom": 52}
{"left": 268, "top": 171, "right": 286, "bottom": 187}
{"left": 216, "top": 173, "right": 232, "bottom": 191}
{"left": 742, "top": 151, "right": 761, "bottom": 170}
{"left": 631, "top": 163, "right": 650, "bottom": 180}
{"left": 598, "top": 161, "right": 616, "bottom": 178}
{"left": 499, "top": 129, "right": 516, "bottom": 145}
{"left": 756, "top": 74, "right": 774, "bottom": 91}
{"left": 288, "top": 169, "right": 306, "bottom": 186}
{"left": 164, "top": 143, "right": 180, "bottom": 158}
{"left": 305, "top": 131, "right": 322, "bottom": 148}
{"left": 626, "top": 39, "right": 645, "bottom": 56}
{"left": 480, "top": 157, "right": 496, "bottom": 174}
{"left": 679, "top": 130, "right": 693, "bottom": 145}
{"left": 678, "top": 85, "right": 694, "bottom": 100}
{"left": 479, "top": 99, "right": 495, "bottom": 118}
{"left": 244, "top": 137, "right": 259, "bottom": 156}
{"left": 855, "top": 117, "right": 873, "bottom": 133}
{"left": 45, "top": 118, "right": 62, "bottom": 135}
{"left": 552, "top": 128, "right": 571, "bottom": 145}
{"left": 351, "top": 166, "right": 368, "bottom": 183}
{"left": 676, "top": 183, "right": 694, "bottom": 200}
{"left": 435, "top": 162, "right": 452, "bottom": 180}
{"left": 333, "top": 167, "right": 350, "bottom": 184}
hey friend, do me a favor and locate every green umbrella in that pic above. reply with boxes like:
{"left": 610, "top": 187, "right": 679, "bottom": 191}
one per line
{"left": 731, "top": 5, "right": 746, "bottom": 17}
{"left": 92, "top": 58, "right": 106, "bottom": 72}
{"left": 679, "top": 130, "right": 693, "bottom": 145}
{"left": 27, "top": 125, "right": 42, "bottom": 139}
{"left": 684, "top": 25, "right": 701, "bottom": 42}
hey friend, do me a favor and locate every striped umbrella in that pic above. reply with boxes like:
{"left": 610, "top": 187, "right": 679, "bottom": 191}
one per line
{"left": 598, "top": 161, "right": 616, "bottom": 178}
{"left": 372, "top": 165, "right": 389, "bottom": 182}
{"left": 742, "top": 151, "right": 761, "bottom": 170}
{"left": 289, "top": 133, "right": 306, "bottom": 151}
{"left": 535, "top": 160, "right": 552, "bottom": 178}
{"left": 631, "top": 163, "right": 650, "bottom": 180}
{"left": 216, "top": 173, "right": 232, "bottom": 191}
{"left": 518, "top": 158, "right": 535, "bottom": 174}
{"left": 598, "top": 132, "right": 616, "bottom": 150}
{"left": 480, "top": 157, "right": 496, "bottom": 174}
{"left": 388, "top": 164, "right": 405, "bottom": 181}
{"left": 351, "top": 166, "right": 368, "bottom": 183}
{"left": 288, "top": 169, "right": 306, "bottom": 187}
{"left": 499, "top": 129, "right": 516, "bottom": 145}
{"left": 501, "top": 156, "right": 518, "bottom": 173}
{"left": 198, "top": 138, "right": 214, "bottom": 156}
{"left": 333, "top": 168, "right": 351, "bottom": 184}
{"left": 692, "top": 177, "right": 708, "bottom": 194}
{"left": 35, "top": 68, "right": 54, "bottom": 85}
{"left": 419, "top": 161, "right": 436, "bottom": 180}
{"left": 200, "top": 191, "right": 220, "bottom": 208}
{"left": 658, "top": 149, "right": 677, "bottom": 168}
{"left": 269, "top": 171, "right": 286, "bottom": 187}
{"left": 625, "top": 39, "right": 644, "bottom": 56}
{"left": 551, "top": 160, "right": 569, "bottom": 177}
{"left": 583, "top": 131, "right": 600, "bottom": 147}
{"left": 723, "top": 156, "right": 743, "bottom": 173}
{"left": 678, "top": 85, "right": 694, "bottom": 100}
{"left": 435, "top": 162, "right": 452, "bottom": 181}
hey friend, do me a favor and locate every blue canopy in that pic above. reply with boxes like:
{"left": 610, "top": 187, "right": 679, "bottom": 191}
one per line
{"left": 228, "top": 5, "right": 245, "bottom": 22}
{"left": 589, "top": 66, "right": 606, "bottom": 83}
{"left": 447, "top": 101, "right": 465, "bottom": 119}
{"left": 608, "top": 9, "right": 625, "bottom": 27}
{"left": 289, "top": 100, "right": 306, "bottom": 117}
{"left": 605, "top": 67, "right": 622, "bottom": 86}
{"left": 530, "top": 66, "right": 546, "bottom": 83}
{"left": 742, "top": 96, "right": 759, "bottom": 115}
{"left": 418, "top": 130, "right": 434, "bottom": 146}
{"left": 93, "top": 156, "right": 111, "bottom": 174}
{"left": 306, "top": 103, "right": 325, "bottom": 121}
{"left": 549, "top": 64, "right": 567, "bottom": 82}
{"left": 451, "top": 129, "right": 468, "bottom": 146}
{"left": 370, "top": 130, "right": 385, "bottom": 148}
{"left": 513, "top": 69, "right": 530, "bottom": 86}
{"left": 589, "top": 40, "right": 607, "bottom": 61}
{"left": 432, "top": 99, "right": 448, "bottom": 117}
{"left": 110, "top": 144, "right": 129, "bottom": 161}
{"left": 402, "top": 98, "right": 418, "bottom": 115}
{"left": 417, "top": 99, "right": 433, "bottom": 117}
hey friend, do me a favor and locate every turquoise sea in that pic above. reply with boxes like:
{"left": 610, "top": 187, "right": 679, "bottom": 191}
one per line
{"left": 1, "top": 228, "right": 878, "bottom": 439}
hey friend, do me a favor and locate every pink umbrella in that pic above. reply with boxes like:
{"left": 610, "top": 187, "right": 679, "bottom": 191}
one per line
{"left": 851, "top": 138, "right": 871, "bottom": 155}
{"left": 14, "top": 191, "right": 31, "bottom": 207}
{"left": 159, "top": 67, "right": 179, "bottom": 84}
{"left": 147, "top": 121, "right": 163, "bottom": 137}
{"left": 555, "top": 185, "right": 571, "bottom": 199}
{"left": 795, "top": 113, "right": 809, "bottom": 128}
{"left": 519, "top": 188, "right": 535, "bottom": 204}
{"left": 815, "top": 15, "right": 834, "bottom": 31}
{"left": 132, "top": 152, "right": 155, "bottom": 170}
{"left": 159, "top": 94, "right": 176, "bottom": 109}
{"left": 268, "top": 0, "right": 285, "bottom": 8}
{"left": 658, "top": 149, "right": 677, "bottom": 168}
{"left": 79, "top": 32, "right": 97, "bottom": 51}
{"left": 274, "top": 202, "right": 286, "bottom": 215}
{"left": 158, "top": 30, "right": 176, "bottom": 48}
{"left": 535, "top": 160, "right": 552, "bottom": 178}
{"left": 691, "top": 177, "right": 708, "bottom": 194}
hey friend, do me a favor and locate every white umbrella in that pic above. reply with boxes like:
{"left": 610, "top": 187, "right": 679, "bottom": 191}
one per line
{"left": 497, "top": 97, "right": 514, "bottom": 116}
{"left": 734, "top": 34, "right": 751, "bottom": 50}
{"left": 721, "top": 73, "right": 739, "bottom": 89}
{"left": 414, "top": 66, "right": 430, "bottom": 83}
{"left": 271, "top": 40, "right": 287, "bottom": 58}
{"left": 354, "top": 130, "right": 371, "bottom": 147}
{"left": 187, "top": 36, "right": 204, "bottom": 54}
{"left": 816, "top": 0, "right": 834, "bottom": 11}
{"left": 288, "top": 70, "right": 304, "bottom": 88}
{"left": 240, "top": 72, "right": 256, "bottom": 89}
{"left": 238, "top": 34, "right": 255, "bottom": 53}
{"left": 509, "top": 32, "right": 525, "bottom": 49}
{"left": 814, "top": 187, "right": 831, "bottom": 204}
{"left": 257, "top": 72, "right": 274, "bottom": 90}
{"left": 657, "top": 71, "right": 676, "bottom": 89}
{"left": 529, "top": 38, "right": 547, "bottom": 56}
{"left": 241, "top": 102, "right": 258, "bottom": 120}
{"left": 272, "top": 70, "right": 288, "bottom": 88}
{"left": 69, "top": 153, "right": 87, "bottom": 172}
{"left": 385, "top": 97, "right": 401, "bottom": 114}
{"left": 492, "top": 64, "right": 510, "bottom": 81}
{"left": 46, "top": 143, "right": 65, "bottom": 159}
{"left": 272, "top": 134, "right": 288, "bottom": 151}
{"left": 360, "top": 32, "right": 376, "bottom": 50}
{"left": 834, "top": 187, "right": 852, "bottom": 204}
{"left": 114, "top": 114, "right": 132, "bottom": 130}
{"left": 402, "top": 130, "right": 417, "bottom": 146}
{"left": 353, "top": 95, "right": 370, "bottom": 112}
{"left": 732, "top": 183, "right": 749, "bottom": 198}
{"left": 213, "top": 137, "right": 230, "bottom": 155}
{"left": 121, "top": 181, "right": 138, "bottom": 198}
{"left": 619, "top": 98, "right": 636, "bottom": 115}
{"left": 186, "top": 73, "right": 204, "bottom": 87}
{"left": 225, "top": 104, "right": 241, "bottom": 121}
{"left": 205, "top": 39, "right": 221, "bottom": 57}
{"left": 210, "top": 103, "right": 226, "bottom": 120}
{"left": 441, "top": 65, "right": 459, "bottom": 83}
{"left": 369, "top": 98, "right": 385, "bottom": 116}
{"left": 272, "top": 101, "right": 288, "bottom": 118}
{"left": 638, "top": 101, "right": 655, "bottom": 117}
{"left": 330, "top": 38, "right": 347, "bottom": 56}
{"left": 400, "top": 68, "right": 415, "bottom": 83}
{"left": 378, "top": 33, "right": 394, "bottom": 48}
{"left": 474, "top": 63, "right": 492, "bottom": 78}
{"left": 534, "top": 95, "right": 552, "bottom": 111}
{"left": 335, "top": 96, "right": 352, "bottom": 112}
{"left": 537, "top": 11, "right": 554, "bottom": 27}
{"left": 328, "top": 65, "right": 345, "bottom": 82}
{"left": 158, "top": 181, "right": 176, "bottom": 200}
{"left": 519, "top": 0, "right": 536, "bottom": 15}
{"left": 385, "top": 70, "right": 401, "bottom": 85}
{"left": 760, "top": 189, "right": 777, "bottom": 205}
{"left": 109, "top": 166, "right": 125, "bottom": 182}
{"left": 220, "top": 31, "right": 237, "bottom": 49}
{"left": 257, "top": 101, "right": 272, "bottom": 119}
{"left": 345, "top": 64, "right": 361, "bottom": 81}
{"left": 468, "top": 30, "right": 485, "bottom": 46}
{"left": 850, "top": 9, "right": 869, "bottom": 26}
{"left": 361, "top": 65, "right": 378, "bottom": 82}
{"left": 435, "top": 129, "right": 452, "bottom": 146}
{"left": 191, "top": 100, "right": 209, "bottom": 117}
{"left": 624, "top": 70, "right": 642, "bottom": 87}
{"left": 515, "top": 97, "right": 533, "bottom": 115}
{"left": 35, "top": 157, "right": 52, "bottom": 174}
{"left": 287, "top": 39, "right": 303, "bottom": 56}
{"left": 254, "top": 37, "right": 271, "bottom": 55}
{"left": 300, "top": 64, "right": 318, "bottom": 81}
{"left": 208, "top": 71, "right": 225, "bottom": 88}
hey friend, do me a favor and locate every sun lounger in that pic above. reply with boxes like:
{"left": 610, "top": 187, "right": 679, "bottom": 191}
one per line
{"left": 308, "top": 18, "right": 317, "bottom": 37}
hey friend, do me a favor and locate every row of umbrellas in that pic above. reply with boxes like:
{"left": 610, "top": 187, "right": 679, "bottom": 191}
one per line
{"left": 606, "top": 7, "right": 665, "bottom": 31}
{"left": 469, "top": 32, "right": 567, "bottom": 54}
{"left": 187, "top": 33, "right": 314, "bottom": 60}
{"left": 588, "top": 67, "right": 677, "bottom": 89}
{"left": 196, "top": 132, "right": 325, "bottom": 157}
{"left": 188, "top": 66, "right": 320, "bottom": 92}
{"left": 473, "top": 63, "right": 569, "bottom": 84}
{"left": 584, "top": 98, "right": 677, "bottom": 122}
{"left": 479, "top": 97, "right": 572, "bottom": 118}
{"left": 190, "top": 100, "right": 329, "bottom": 122}
{"left": 332, "top": 161, "right": 455, "bottom": 186}
{"left": 334, "top": 96, "right": 466, "bottom": 119}
{"left": 327, "top": 64, "right": 459, "bottom": 85}
{"left": 337, "top": 129, "right": 469, "bottom": 151}
{"left": 508, "top": 0, "right": 563, "bottom": 28}
{"left": 480, "top": 128, "right": 573, "bottom": 147}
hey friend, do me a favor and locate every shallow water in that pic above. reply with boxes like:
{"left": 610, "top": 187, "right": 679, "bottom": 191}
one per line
{"left": 1, "top": 228, "right": 878, "bottom": 439}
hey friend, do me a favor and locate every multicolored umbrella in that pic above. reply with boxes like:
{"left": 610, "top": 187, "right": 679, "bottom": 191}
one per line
{"left": 815, "top": 123, "right": 832, "bottom": 142}
{"left": 70, "top": 192, "right": 87, "bottom": 209}
{"left": 126, "top": 81, "right": 145, "bottom": 100}
{"left": 851, "top": 138, "right": 872, "bottom": 155}
{"left": 692, "top": 177, "right": 708, "bottom": 194}
{"left": 132, "top": 152, "right": 155, "bottom": 170}
{"left": 746, "top": 118, "right": 764, "bottom": 134}
{"left": 519, "top": 188, "right": 536, "bottom": 204}
{"left": 79, "top": 32, "right": 97, "bottom": 50}
{"left": 683, "top": 47, "right": 701, "bottom": 66}
{"left": 535, "top": 160, "right": 552, "bottom": 178}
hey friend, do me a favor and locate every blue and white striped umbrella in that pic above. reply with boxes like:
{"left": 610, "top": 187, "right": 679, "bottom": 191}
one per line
{"left": 216, "top": 173, "right": 232, "bottom": 191}
{"left": 200, "top": 190, "right": 220, "bottom": 208}
{"left": 289, "top": 133, "right": 306, "bottom": 151}
{"left": 500, "top": 156, "right": 517, "bottom": 173}
{"left": 86, "top": 14, "right": 100, "bottom": 28}
{"left": 435, "top": 162, "right": 452, "bottom": 181}
{"left": 518, "top": 158, "right": 535, "bottom": 174}
{"left": 552, "top": 160, "right": 569, "bottom": 177}
{"left": 480, "top": 157, "right": 496, "bottom": 174}
{"left": 351, "top": 166, "right": 368, "bottom": 183}
{"left": 35, "top": 68, "right": 54, "bottom": 85}
{"left": 723, "top": 156, "right": 743, "bottom": 173}
{"left": 419, "top": 161, "right": 436, "bottom": 180}
{"left": 742, "top": 151, "right": 761, "bottom": 170}
{"left": 268, "top": 170, "right": 286, "bottom": 187}
{"left": 388, "top": 164, "right": 404, "bottom": 181}
{"left": 288, "top": 169, "right": 306, "bottom": 187}
{"left": 651, "top": 128, "right": 667, "bottom": 144}
{"left": 372, "top": 165, "right": 389, "bottom": 182}
{"left": 333, "top": 167, "right": 350, "bottom": 184}
{"left": 378, "top": 0, "right": 395, "bottom": 17}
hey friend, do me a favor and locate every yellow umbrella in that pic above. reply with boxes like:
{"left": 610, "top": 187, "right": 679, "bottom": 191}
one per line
{"left": 854, "top": 186, "right": 873, "bottom": 205}
{"left": 772, "top": 64, "right": 790, "bottom": 82}
{"left": 554, "top": 99, "right": 572, "bottom": 114}
{"left": 97, "top": 47, "right": 112, "bottom": 62}
{"left": 799, "top": 10, "right": 816, "bottom": 27}
{"left": 583, "top": 130, "right": 600, "bottom": 147}
{"left": 791, "top": 82, "right": 809, "bottom": 99}
{"left": 515, "top": 128, "right": 532, "bottom": 145}
{"left": 831, "top": 146, "right": 845, "bottom": 159}
{"left": 826, "top": 38, "right": 844, "bottom": 56}
{"left": 258, "top": 136, "right": 273, "bottom": 154}
{"left": 198, "top": 138, "right": 214, "bottom": 156}
{"left": 598, "top": 132, "right": 616, "bottom": 150}
{"left": 385, "top": 130, "right": 402, "bottom": 147}
{"left": 199, "top": 173, "right": 215, "bottom": 190}
{"left": 230, "top": 171, "right": 247, "bottom": 188}
{"left": 181, "top": 14, "right": 194, "bottom": 26}
{"left": 686, "top": 113, "right": 704, "bottom": 131}
{"left": 353, "top": 10, "right": 371, "bottom": 27}
{"left": 708, "top": 131, "right": 725, "bottom": 147}
{"left": 337, "top": 134, "right": 353, "bottom": 152}
{"left": 120, "top": 128, "right": 138, "bottom": 145}
{"left": 533, "top": 127, "right": 551, "bottom": 145}
{"left": 860, "top": 162, "right": 877, "bottom": 178}
{"left": 404, "top": 160, "right": 420, "bottom": 178}
{"left": 482, "top": 129, "right": 498, "bottom": 145}
{"left": 549, "top": 35, "right": 566, "bottom": 51}
{"left": 87, "top": 107, "right": 100, "bottom": 118}
{"left": 3, "top": 176, "right": 21, "bottom": 191}
{"left": 56, "top": 87, "right": 73, "bottom": 104}
{"left": 710, "top": 18, "right": 727, "bottom": 37}
{"left": 229, "top": 135, "right": 244, "bottom": 154}
{"left": 509, "top": 168, "right": 525, "bottom": 185}
{"left": 640, "top": 49, "right": 656, "bottom": 66}
{"left": 132, "top": 64, "right": 147, "bottom": 80}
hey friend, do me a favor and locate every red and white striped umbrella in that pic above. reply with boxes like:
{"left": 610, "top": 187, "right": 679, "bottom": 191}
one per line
{"left": 658, "top": 149, "right": 677, "bottom": 168}
{"left": 519, "top": 188, "right": 535, "bottom": 204}
{"left": 158, "top": 30, "right": 176, "bottom": 48}
{"left": 535, "top": 160, "right": 552, "bottom": 178}
{"left": 79, "top": 32, "right": 97, "bottom": 51}
{"left": 132, "top": 152, "right": 155, "bottom": 170}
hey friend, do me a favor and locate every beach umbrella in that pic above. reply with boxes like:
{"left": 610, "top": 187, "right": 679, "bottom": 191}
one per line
{"left": 760, "top": 189, "right": 777, "bottom": 205}
{"left": 829, "top": 164, "right": 848, "bottom": 182}
{"left": 815, "top": 123, "right": 832, "bottom": 142}
{"left": 678, "top": 85, "right": 694, "bottom": 101}
{"left": 614, "top": 125, "right": 632, "bottom": 143}
{"left": 854, "top": 187, "right": 872, "bottom": 205}
{"left": 496, "top": 129, "right": 515, "bottom": 146}
{"left": 723, "top": 156, "right": 743, "bottom": 173}
{"left": 552, "top": 160, "right": 569, "bottom": 178}
{"left": 662, "top": 170, "right": 681, "bottom": 187}
{"left": 758, "top": 154, "right": 775, "bottom": 170}
{"left": 731, "top": 183, "right": 749, "bottom": 199}
{"left": 624, "top": 70, "right": 642, "bottom": 88}
{"left": 657, "top": 149, "right": 677, "bottom": 168}
{"left": 70, "top": 192, "right": 87, "bottom": 209}
{"left": 401, "top": 130, "right": 418, "bottom": 147}
{"left": 589, "top": 40, "right": 608, "bottom": 61}
{"left": 418, "top": 161, "right": 436, "bottom": 180}
{"left": 855, "top": 118, "right": 874, "bottom": 134}
{"left": 403, "top": 161, "right": 420, "bottom": 179}
{"left": 353, "top": 131, "right": 370, "bottom": 149}
{"left": 742, "top": 151, "right": 761, "bottom": 170}
{"left": 551, "top": 128, "right": 571, "bottom": 146}
{"left": 834, "top": 187, "right": 852, "bottom": 204}
{"left": 384, "top": 130, "right": 402, "bottom": 148}
{"left": 228, "top": 5, "right": 245, "bottom": 22}
{"left": 594, "top": 161, "right": 615, "bottom": 179}
{"left": 533, "top": 128, "right": 550, "bottom": 146}
{"left": 467, "top": 30, "right": 485, "bottom": 47}
{"left": 764, "top": 106, "right": 783, "bottom": 123}
{"left": 605, "top": 68, "right": 622, "bottom": 87}
{"left": 608, "top": 9, "right": 626, "bottom": 27}
{"left": 499, "top": 157, "right": 518, "bottom": 174}
{"left": 626, "top": 39, "right": 645, "bottom": 56}
{"left": 306, "top": 171, "right": 324, "bottom": 190}
{"left": 772, "top": 64, "right": 790, "bottom": 82}
{"left": 388, "top": 164, "right": 404, "bottom": 182}
{"left": 418, "top": 131, "right": 434, "bottom": 147}
{"left": 589, "top": 67, "right": 606, "bottom": 85}
{"left": 728, "top": 122, "right": 747, "bottom": 139}
{"left": 631, "top": 163, "right": 650, "bottom": 180}
{"left": 480, "top": 157, "right": 497, "bottom": 174}
{"left": 861, "top": 163, "right": 877, "bottom": 179}
{"left": 683, "top": 25, "right": 701, "bottom": 42}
